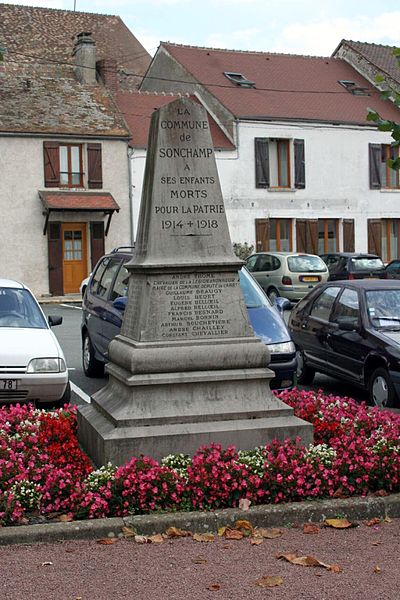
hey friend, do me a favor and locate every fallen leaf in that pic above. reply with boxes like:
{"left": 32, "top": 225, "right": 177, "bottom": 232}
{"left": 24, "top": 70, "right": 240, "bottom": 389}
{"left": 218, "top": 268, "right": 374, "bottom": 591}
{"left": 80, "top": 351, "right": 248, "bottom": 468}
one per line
{"left": 193, "top": 533, "right": 215, "bottom": 543}
{"left": 121, "top": 526, "right": 136, "bottom": 538}
{"left": 277, "top": 552, "right": 341, "bottom": 572}
{"left": 384, "top": 516, "right": 392, "bottom": 523}
{"left": 303, "top": 523, "right": 320, "bottom": 535}
{"left": 250, "top": 538, "right": 264, "bottom": 546}
{"left": 148, "top": 534, "right": 164, "bottom": 544}
{"left": 332, "top": 487, "right": 348, "bottom": 499}
{"left": 235, "top": 519, "right": 253, "bottom": 533}
{"left": 96, "top": 538, "right": 119, "bottom": 545}
{"left": 41, "top": 561, "right": 53, "bottom": 566}
{"left": 218, "top": 526, "right": 227, "bottom": 537}
{"left": 255, "top": 575, "right": 284, "bottom": 588}
{"left": 366, "top": 518, "right": 381, "bottom": 527}
{"left": 239, "top": 498, "right": 251, "bottom": 511}
{"left": 206, "top": 584, "right": 221, "bottom": 591}
{"left": 58, "top": 514, "right": 73, "bottom": 522}
{"left": 165, "top": 527, "right": 190, "bottom": 538}
{"left": 256, "top": 527, "right": 283, "bottom": 539}
{"left": 374, "top": 565, "right": 381, "bottom": 573}
{"left": 192, "top": 556, "right": 208, "bottom": 564}
{"left": 373, "top": 489, "right": 388, "bottom": 497}
{"left": 224, "top": 528, "right": 244, "bottom": 540}
{"left": 134, "top": 535, "right": 150, "bottom": 544}
{"left": 372, "top": 541, "right": 382, "bottom": 546}
{"left": 325, "top": 518, "right": 353, "bottom": 529}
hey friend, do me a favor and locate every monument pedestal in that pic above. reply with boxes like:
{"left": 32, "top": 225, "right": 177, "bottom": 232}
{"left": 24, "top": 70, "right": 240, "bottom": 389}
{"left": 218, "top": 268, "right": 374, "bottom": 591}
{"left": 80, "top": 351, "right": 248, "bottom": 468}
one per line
{"left": 77, "top": 97, "right": 312, "bottom": 466}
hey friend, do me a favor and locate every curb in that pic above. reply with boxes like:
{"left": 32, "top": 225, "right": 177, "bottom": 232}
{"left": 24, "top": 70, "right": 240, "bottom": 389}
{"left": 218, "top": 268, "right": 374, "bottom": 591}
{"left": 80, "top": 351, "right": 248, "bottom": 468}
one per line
{"left": 1, "top": 493, "right": 399, "bottom": 546}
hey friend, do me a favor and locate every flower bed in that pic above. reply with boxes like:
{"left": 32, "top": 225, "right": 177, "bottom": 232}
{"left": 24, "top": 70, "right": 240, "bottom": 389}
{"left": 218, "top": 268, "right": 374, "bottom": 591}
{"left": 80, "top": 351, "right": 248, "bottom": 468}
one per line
{"left": 1, "top": 390, "right": 399, "bottom": 525}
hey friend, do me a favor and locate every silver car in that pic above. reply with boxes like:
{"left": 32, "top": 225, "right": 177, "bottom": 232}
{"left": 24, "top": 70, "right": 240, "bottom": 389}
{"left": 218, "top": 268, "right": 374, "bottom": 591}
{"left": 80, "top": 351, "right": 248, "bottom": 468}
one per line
{"left": 0, "top": 278, "right": 70, "bottom": 407}
{"left": 246, "top": 252, "right": 329, "bottom": 301}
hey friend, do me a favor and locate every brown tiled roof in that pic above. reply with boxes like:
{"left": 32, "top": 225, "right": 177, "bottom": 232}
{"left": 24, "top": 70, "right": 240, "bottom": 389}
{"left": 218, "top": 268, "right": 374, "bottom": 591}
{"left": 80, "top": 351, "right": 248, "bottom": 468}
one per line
{"left": 161, "top": 43, "right": 400, "bottom": 126}
{"left": 337, "top": 40, "right": 400, "bottom": 84}
{"left": 39, "top": 191, "right": 120, "bottom": 211}
{"left": 0, "top": 3, "right": 151, "bottom": 89}
{"left": 115, "top": 91, "right": 235, "bottom": 149}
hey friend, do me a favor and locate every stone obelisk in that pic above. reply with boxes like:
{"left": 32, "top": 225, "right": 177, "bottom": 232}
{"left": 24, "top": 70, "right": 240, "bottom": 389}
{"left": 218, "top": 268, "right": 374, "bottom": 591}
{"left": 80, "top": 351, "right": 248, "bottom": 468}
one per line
{"left": 78, "top": 97, "right": 312, "bottom": 465}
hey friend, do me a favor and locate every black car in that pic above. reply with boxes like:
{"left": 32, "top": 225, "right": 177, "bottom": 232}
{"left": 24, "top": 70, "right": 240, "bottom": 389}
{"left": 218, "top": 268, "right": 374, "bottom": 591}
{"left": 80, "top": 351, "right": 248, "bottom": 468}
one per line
{"left": 320, "top": 252, "right": 386, "bottom": 281}
{"left": 385, "top": 259, "right": 400, "bottom": 279}
{"left": 288, "top": 279, "right": 400, "bottom": 407}
{"left": 81, "top": 249, "right": 297, "bottom": 391}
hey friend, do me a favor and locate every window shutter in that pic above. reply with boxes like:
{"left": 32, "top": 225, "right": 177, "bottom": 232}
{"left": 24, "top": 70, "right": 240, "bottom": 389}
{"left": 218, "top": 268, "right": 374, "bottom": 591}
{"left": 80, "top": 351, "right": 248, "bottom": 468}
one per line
{"left": 343, "top": 219, "right": 355, "bottom": 252}
{"left": 255, "top": 138, "right": 269, "bottom": 188}
{"left": 255, "top": 218, "right": 270, "bottom": 251}
{"left": 87, "top": 143, "right": 103, "bottom": 189}
{"left": 47, "top": 222, "right": 63, "bottom": 296}
{"left": 294, "top": 139, "right": 305, "bottom": 189}
{"left": 307, "top": 219, "right": 318, "bottom": 255}
{"left": 369, "top": 144, "right": 381, "bottom": 189}
{"left": 43, "top": 142, "right": 60, "bottom": 187}
{"left": 90, "top": 221, "right": 105, "bottom": 269}
{"left": 368, "top": 219, "right": 382, "bottom": 255}
{"left": 296, "top": 220, "right": 307, "bottom": 253}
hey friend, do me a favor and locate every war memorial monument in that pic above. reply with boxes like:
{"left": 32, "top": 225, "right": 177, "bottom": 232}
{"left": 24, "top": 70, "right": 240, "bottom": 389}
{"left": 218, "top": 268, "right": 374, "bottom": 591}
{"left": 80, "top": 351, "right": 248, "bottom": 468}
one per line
{"left": 77, "top": 97, "right": 312, "bottom": 466}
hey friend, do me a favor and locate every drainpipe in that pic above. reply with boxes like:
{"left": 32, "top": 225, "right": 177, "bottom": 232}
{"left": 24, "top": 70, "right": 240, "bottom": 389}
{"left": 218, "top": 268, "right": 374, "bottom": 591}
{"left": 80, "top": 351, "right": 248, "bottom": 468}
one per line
{"left": 128, "top": 146, "right": 135, "bottom": 244}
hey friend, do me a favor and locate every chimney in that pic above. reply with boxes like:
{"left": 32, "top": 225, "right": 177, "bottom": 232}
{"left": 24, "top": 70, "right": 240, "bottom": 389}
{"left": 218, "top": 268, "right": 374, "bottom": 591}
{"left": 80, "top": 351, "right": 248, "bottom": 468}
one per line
{"left": 73, "top": 32, "right": 97, "bottom": 85}
{"left": 97, "top": 59, "right": 118, "bottom": 93}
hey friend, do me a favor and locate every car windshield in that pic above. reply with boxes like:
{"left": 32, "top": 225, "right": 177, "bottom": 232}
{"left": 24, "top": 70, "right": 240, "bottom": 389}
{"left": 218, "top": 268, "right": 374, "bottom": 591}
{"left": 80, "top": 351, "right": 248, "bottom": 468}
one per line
{"left": 0, "top": 288, "right": 47, "bottom": 328}
{"left": 287, "top": 255, "right": 327, "bottom": 273}
{"left": 366, "top": 289, "right": 400, "bottom": 328}
{"left": 351, "top": 257, "right": 384, "bottom": 271}
{"left": 239, "top": 269, "right": 271, "bottom": 309}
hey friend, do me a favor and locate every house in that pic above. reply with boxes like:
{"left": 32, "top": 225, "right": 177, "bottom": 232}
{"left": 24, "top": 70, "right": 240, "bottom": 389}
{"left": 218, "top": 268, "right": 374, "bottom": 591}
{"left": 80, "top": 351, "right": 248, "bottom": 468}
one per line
{"left": 0, "top": 4, "right": 151, "bottom": 296}
{"left": 139, "top": 43, "right": 400, "bottom": 261}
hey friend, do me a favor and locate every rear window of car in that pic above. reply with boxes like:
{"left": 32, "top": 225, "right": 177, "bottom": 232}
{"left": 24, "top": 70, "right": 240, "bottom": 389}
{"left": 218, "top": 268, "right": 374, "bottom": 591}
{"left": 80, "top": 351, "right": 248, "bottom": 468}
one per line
{"left": 287, "top": 255, "right": 327, "bottom": 273}
{"left": 351, "top": 257, "right": 384, "bottom": 272}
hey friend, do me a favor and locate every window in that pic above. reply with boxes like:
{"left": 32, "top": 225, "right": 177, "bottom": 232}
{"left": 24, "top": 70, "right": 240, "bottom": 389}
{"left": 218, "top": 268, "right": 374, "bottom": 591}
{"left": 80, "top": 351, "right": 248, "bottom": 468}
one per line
{"left": 369, "top": 143, "right": 400, "bottom": 190}
{"left": 256, "top": 254, "right": 281, "bottom": 272}
{"left": 310, "top": 287, "right": 340, "bottom": 321}
{"left": 43, "top": 142, "right": 102, "bottom": 189}
{"left": 318, "top": 219, "right": 339, "bottom": 254}
{"left": 270, "top": 219, "right": 292, "bottom": 251}
{"left": 110, "top": 265, "right": 129, "bottom": 301}
{"left": 369, "top": 218, "right": 400, "bottom": 262}
{"left": 255, "top": 138, "right": 305, "bottom": 189}
{"left": 223, "top": 72, "right": 255, "bottom": 88}
{"left": 332, "top": 288, "right": 359, "bottom": 322}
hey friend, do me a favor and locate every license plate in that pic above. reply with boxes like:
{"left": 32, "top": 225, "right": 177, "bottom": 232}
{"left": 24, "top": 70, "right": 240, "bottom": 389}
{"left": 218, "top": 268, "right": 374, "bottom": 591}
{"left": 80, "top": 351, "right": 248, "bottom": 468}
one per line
{"left": 0, "top": 379, "right": 18, "bottom": 390}
{"left": 302, "top": 276, "right": 318, "bottom": 282}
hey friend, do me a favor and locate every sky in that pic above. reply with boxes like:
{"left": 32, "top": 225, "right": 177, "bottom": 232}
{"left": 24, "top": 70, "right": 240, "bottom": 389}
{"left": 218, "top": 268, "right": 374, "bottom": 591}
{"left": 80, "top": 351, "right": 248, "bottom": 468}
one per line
{"left": 1, "top": 0, "right": 400, "bottom": 57}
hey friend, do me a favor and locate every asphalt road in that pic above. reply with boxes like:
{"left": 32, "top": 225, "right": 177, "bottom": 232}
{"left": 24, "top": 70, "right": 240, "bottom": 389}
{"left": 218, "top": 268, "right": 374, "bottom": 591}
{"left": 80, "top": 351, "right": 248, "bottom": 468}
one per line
{"left": 42, "top": 303, "right": 369, "bottom": 406}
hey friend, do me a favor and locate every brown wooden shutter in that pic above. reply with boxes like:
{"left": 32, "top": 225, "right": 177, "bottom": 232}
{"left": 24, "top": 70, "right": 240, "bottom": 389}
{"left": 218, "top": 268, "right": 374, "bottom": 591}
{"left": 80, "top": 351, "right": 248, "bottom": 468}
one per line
{"left": 296, "top": 220, "right": 307, "bottom": 253}
{"left": 307, "top": 219, "right": 318, "bottom": 255}
{"left": 294, "top": 139, "right": 305, "bottom": 189}
{"left": 255, "top": 138, "right": 269, "bottom": 188}
{"left": 255, "top": 218, "right": 270, "bottom": 251}
{"left": 343, "top": 219, "right": 355, "bottom": 252}
{"left": 368, "top": 219, "right": 382, "bottom": 255}
{"left": 43, "top": 142, "right": 60, "bottom": 187}
{"left": 90, "top": 221, "right": 105, "bottom": 269}
{"left": 369, "top": 144, "right": 382, "bottom": 189}
{"left": 87, "top": 143, "right": 103, "bottom": 189}
{"left": 47, "top": 222, "right": 63, "bottom": 296}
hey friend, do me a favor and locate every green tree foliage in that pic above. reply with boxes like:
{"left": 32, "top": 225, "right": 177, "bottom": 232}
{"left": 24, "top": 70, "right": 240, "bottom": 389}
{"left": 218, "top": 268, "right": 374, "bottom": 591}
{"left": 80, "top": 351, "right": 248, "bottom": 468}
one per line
{"left": 233, "top": 242, "right": 254, "bottom": 260}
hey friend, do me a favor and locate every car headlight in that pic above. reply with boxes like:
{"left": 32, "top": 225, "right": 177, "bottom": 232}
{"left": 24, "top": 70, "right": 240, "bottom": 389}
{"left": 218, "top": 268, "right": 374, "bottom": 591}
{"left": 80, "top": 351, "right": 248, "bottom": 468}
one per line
{"left": 27, "top": 358, "right": 67, "bottom": 373}
{"left": 267, "top": 341, "right": 295, "bottom": 354}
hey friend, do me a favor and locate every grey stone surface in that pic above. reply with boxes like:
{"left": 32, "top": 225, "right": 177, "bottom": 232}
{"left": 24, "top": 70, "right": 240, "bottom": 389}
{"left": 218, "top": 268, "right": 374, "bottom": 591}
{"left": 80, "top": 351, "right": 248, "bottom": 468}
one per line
{"left": 78, "top": 96, "right": 312, "bottom": 465}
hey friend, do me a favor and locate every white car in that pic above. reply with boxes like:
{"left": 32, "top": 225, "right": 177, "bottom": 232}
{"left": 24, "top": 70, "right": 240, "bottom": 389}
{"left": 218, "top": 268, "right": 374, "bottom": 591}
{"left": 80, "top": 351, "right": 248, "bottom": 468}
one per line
{"left": 0, "top": 278, "right": 70, "bottom": 407}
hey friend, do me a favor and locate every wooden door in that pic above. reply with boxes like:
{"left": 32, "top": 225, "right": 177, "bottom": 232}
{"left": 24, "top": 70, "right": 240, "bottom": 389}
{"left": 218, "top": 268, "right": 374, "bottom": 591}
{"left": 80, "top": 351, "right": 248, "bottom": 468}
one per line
{"left": 62, "top": 223, "right": 87, "bottom": 294}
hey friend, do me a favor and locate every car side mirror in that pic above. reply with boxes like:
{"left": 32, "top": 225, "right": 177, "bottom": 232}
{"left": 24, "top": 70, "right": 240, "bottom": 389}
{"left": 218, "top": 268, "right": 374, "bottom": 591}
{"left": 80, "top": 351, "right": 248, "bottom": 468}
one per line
{"left": 335, "top": 316, "right": 359, "bottom": 331}
{"left": 113, "top": 296, "right": 128, "bottom": 312}
{"left": 48, "top": 315, "right": 62, "bottom": 327}
{"left": 274, "top": 297, "right": 292, "bottom": 312}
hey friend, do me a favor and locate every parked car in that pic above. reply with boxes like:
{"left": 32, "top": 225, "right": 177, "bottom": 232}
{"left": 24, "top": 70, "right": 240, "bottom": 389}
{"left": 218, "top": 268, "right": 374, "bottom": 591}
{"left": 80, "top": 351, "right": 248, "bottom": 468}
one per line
{"left": 245, "top": 252, "right": 329, "bottom": 302}
{"left": 0, "top": 278, "right": 70, "bottom": 407}
{"left": 320, "top": 252, "right": 386, "bottom": 281}
{"left": 288, "top": 279, "right": 400, "bottom": 407}
{"left": 81, "top": 249, "right": 297, "bottom": 391}
{"left": 385, "top": 259, "right": 400, "bottom": 279}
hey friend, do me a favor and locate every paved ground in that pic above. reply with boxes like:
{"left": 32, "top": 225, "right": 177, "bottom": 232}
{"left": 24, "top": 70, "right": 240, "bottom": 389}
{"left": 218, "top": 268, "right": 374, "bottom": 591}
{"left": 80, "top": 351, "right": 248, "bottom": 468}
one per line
{"left": 1, "top": 517, "right": 399, "bottom": 600}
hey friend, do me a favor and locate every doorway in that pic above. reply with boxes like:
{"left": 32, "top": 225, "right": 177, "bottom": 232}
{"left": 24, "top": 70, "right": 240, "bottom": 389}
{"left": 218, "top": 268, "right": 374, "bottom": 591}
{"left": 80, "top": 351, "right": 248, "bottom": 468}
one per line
{"left": 62, "top": 223, "right": 87, "bottom": 294}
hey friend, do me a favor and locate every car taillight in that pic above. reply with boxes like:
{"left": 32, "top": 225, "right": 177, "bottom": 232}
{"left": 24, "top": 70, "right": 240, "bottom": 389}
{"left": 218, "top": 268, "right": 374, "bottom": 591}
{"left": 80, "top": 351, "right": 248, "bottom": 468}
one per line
{"left": 348, "top": 273, "right": 355, "bottom": 280}
{"left": 282, "top": 276, "right": 292, "bottom": 285}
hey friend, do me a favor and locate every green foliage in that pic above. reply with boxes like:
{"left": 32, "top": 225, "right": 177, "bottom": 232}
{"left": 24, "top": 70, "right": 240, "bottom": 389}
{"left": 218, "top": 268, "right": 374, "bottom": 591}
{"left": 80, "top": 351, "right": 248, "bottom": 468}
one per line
{"left": 233, "top": 242, "right": 254, "bottom": 260}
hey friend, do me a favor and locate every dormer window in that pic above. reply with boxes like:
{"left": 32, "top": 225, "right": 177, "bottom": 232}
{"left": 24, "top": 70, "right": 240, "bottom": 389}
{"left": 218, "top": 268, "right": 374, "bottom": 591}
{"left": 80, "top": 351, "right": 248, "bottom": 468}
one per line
{"left": 223, "top": 71, "right": 255, "bottom": 88}
{"left": 338, "top": 80, "right": 370, "bottom": 96}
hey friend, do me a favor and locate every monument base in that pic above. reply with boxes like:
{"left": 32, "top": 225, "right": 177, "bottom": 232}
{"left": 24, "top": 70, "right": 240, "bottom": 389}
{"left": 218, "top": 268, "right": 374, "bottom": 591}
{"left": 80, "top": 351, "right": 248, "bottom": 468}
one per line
{"left": 77, "top": 360, "right": 313, "bottom": 466}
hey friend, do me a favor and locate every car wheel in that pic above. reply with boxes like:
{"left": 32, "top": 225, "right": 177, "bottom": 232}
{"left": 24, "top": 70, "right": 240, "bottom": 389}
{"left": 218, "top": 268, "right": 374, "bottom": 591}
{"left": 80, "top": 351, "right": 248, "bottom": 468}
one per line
{"left": 83, "top": 332, "right": 104, "bottom": 377}
{"left": 369, "top": 367, "right": 397, "bottom": 408}
{"left": 296, "top": 349, "right": 315, "bottom": 385}
{"left": 267, "top": 287, "right": 280, "bottom": 302}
